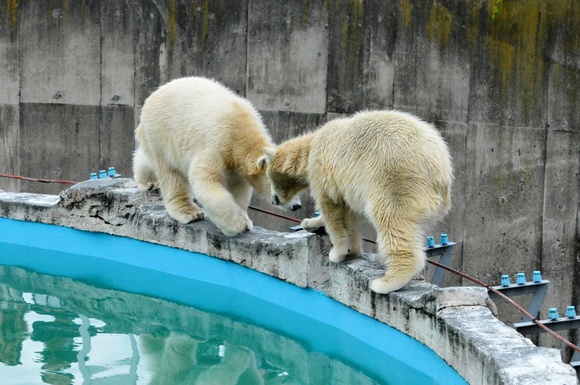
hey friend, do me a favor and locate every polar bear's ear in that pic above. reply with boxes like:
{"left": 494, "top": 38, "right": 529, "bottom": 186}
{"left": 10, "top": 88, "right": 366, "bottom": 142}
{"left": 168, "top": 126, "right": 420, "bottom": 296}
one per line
{"left": 263, "top": 147, "right": 277, "bottom": 163}
{"left": 257, "top": 155, "right": 268, "bottom": 170}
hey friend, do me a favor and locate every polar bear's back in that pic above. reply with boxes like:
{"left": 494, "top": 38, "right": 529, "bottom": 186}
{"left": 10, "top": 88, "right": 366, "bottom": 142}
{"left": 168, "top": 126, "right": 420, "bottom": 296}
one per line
{"left": 142, "top": 76, "right": 242, "bottom": 126}
{"left": 138, "top": 77, "right": 268, "bottom": 170}
{"left": 323, "top": 110, "right": 449, "bottom": 163}
{"left": 310, "top": 110, "right": 453, "bottom": 216}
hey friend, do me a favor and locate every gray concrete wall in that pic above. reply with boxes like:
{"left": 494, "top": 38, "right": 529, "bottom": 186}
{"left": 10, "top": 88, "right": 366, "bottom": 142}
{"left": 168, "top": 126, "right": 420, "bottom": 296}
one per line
{"left": 0, "top": 0, "right": 579, "bottom": 356}
{"left": 0, "top": 181, "right": 578, "bottom": 385}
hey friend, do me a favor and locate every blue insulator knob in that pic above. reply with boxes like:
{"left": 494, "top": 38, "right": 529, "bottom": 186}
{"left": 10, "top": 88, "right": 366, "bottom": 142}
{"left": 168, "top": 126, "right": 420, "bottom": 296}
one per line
{"left": 107, "top": 167, "right": 116, "bottom": 177}
{"left": 501, "top": 275, "right": 511, "bottom": 287}
{"left": 516, "top": 272, "right": 526, "bottom": 285}
{"left": 440, "top": 233, "right": 448, "bottom": 245}
{"left": 566, "top": 306, "right": 576, "bottom": 319}
{"left": 532, "top": 271, "right": 542, "bottom": 283}
{"left": 90, "top": 172, "right": 98, "bottom": 180}
{"left": 426, "top": 236, "right": 435, "bottom": 248}
{"left": 548, "top": 308, "right": 559, "bottom": 321}
{"left": 98, "top": 170, "right": 107, "bottom": 179}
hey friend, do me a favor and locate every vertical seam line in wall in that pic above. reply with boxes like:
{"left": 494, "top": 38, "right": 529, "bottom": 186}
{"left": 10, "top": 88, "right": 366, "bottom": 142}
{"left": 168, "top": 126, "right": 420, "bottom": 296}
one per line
{"left": 132, "top": 3, "right": 138, "bottom": 156}
{"left": 16, "top": 0, "right": 22, "bottom": 187}
{"left": 461, "top": 27, "right": 472, "bottom": 274}
{"left": 539, "top": 61, "right": 551, "bottom": 273}
{"left": 457, "top": 122, "right": 468, "bottom": 280}
{"left": 540, "top": 6, "right": 550, "bottom": 275}
{"left": 17, "top": 2, "right": 21, "bottom": 106}
{"left": 326, "top": 1, "right": 331, "bottom": 116}
{"left": 538, "top": 127, "right": 549, "bottom": 274}
{"left": 244, "top": 0, "right": 250, "bottom": 97}
{"left": 99, "top": 2, "right": 104, "bottom": 169}
{"left": 391, "top": 3, "right": 398, "bottom": 110}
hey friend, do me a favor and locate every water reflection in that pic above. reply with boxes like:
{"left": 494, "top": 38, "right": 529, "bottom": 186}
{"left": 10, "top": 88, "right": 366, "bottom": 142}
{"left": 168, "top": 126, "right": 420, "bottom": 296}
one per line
{"left": 0, "top": 284, "right": 28, "bottom": 366}
{"left": 140, "top": 331, "right": 274, "bottom": 385}
{"left": 0, "top": 266, "right": 382, "bottom": 385}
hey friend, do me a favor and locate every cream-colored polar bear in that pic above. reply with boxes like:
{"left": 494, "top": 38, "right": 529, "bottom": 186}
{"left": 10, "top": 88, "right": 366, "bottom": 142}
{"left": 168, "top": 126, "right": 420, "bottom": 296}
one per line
{"left": 262, "top": 110, "right": 453, "bottom": 294}
{"left": 139, "top": 332, "right": 264, "bottom": 385}
{"left": 133, "top": 77, "right": 296, "bottom": 236}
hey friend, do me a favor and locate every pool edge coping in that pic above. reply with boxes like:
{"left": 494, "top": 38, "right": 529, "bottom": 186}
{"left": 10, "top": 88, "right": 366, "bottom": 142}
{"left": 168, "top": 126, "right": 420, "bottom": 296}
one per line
{"left": 0, "top": 179, "right": 577, "bottom": 385}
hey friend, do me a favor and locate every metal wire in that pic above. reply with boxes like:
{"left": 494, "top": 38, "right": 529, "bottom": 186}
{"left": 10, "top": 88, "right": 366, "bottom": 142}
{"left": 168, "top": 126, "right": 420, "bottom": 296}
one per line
{"left": 2, "top": 171, "right": 579, "bottom": 354}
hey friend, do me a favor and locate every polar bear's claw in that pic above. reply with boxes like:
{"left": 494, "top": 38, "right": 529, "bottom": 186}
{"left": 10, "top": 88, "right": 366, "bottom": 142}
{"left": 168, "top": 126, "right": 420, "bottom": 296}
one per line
{"left": 370, "top": 277, "right": 407, "bottom": 295}
{"left": 301, "top": 218, "right": 319, "bottom": 231}
{"left": 137, "top": 181, "right": 158, "bottom": 191}
{"left": 171, "top": 207, "right": 205, "bottom": 224}
{"left": 220, "top": 213, "right": 253, "bottom": 237}
{"left": 300, "top": 215, "right": 325, "bottom": 232}
{"left": 329, "top": 247, "right": 347, "bottom": 263}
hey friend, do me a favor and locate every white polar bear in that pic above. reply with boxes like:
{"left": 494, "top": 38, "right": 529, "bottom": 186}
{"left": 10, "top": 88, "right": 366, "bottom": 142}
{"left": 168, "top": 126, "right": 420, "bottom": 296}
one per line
{"left": 261, "top": 110, "right": 453, "bottom": 294}
{"left": 139, "top": 333, "right": 264, "bottom": 385}
{"left": 133, "top": 77, "right": 300, "bottom": 236}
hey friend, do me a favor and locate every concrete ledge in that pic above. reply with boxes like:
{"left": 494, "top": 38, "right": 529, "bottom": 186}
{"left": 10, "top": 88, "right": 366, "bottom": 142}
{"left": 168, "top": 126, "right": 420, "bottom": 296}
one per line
{"left": 0, "top": 179, "right": 577, "bottom": 385}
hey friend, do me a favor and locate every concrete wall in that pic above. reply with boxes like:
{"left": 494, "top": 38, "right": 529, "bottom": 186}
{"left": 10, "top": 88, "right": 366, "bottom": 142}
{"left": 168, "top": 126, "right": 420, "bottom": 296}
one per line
{"left": 0, "top": 0, "right": 579, "bottom": 355}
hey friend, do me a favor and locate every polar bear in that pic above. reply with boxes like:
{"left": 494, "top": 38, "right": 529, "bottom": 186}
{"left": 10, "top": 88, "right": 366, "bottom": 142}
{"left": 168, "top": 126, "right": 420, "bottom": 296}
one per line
{"left": 133, "top": 77, "right": 300, "bottom": 236}
{"left": 139, "top": 332, "right": 264, "bottom": 385}
{"left": 261, "top": 110, "right": 453, "bottom": 294}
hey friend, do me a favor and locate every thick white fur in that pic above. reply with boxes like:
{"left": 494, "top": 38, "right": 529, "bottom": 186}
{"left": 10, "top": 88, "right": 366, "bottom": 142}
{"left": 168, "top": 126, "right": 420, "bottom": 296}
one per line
{"left": 133, "top": 77, "right": 274, "bottom": 236}
{"left": 263, "top": 110, "right": 453, "bottom": 294}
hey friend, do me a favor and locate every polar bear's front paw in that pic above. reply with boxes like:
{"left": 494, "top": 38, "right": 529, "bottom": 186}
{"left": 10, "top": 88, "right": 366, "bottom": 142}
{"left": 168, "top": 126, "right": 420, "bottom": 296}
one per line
{"left": 170, "top": 207, "right": 205, "bottom": 224}
{"left": 329, "top": 241, "right": 362, "bottom": 263}
{"left": 301, "top": 216, "right": 324, "bottom": 232}
{"left": 329, "top": 247, "right": 347, "bottom": 263}
{"left": 136, "top": 180, "right": 158, "bottom": 190}
{"left": 370, "top": 276, "right": 408, "bottom": 294}
{"left": 221, "top": 213, "right": 253, "bottom": 237}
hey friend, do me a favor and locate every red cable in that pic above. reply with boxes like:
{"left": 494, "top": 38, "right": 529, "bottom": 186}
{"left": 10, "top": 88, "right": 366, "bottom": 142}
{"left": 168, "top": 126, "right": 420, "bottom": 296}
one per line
{"left": 427, "top": 259, "right": 580, "bottom": 354}
{"left": 248, "top": 205, "right": 302, "bottom": 223}
{"left": 0, "top": 173, "right": 77, "bottom": 185}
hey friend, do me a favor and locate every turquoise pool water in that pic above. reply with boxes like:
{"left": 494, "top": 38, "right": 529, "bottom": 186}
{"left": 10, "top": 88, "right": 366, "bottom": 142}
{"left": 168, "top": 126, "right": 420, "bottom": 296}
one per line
{"left": 0, "top": 218, "right": 467, "bottom": 385}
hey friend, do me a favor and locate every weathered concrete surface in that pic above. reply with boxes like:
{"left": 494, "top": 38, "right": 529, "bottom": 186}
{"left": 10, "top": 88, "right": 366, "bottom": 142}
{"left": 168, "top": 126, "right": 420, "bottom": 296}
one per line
{"left": 0, "top": 0, "right": 579, "bottom": 360}
{"left": 0, "top": 181, "right": 577, "bottom": 385}
{"left": 19, "top": 1, "right": 101, "bottom": 106}
{"left": 247, "top": 1, "right": 328, "bottom": 113}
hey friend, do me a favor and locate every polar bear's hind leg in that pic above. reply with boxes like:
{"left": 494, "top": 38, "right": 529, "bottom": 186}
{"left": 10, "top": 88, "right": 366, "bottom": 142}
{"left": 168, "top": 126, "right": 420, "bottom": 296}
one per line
{"left": 156, "top": 162, "right": 205, "bottom": 224}
{"left": 314, "top": 194, "right": 364, "bottom": 263}
{"left": 133, "top": 146, "right": 159, "bottom": 190}
{"left": 370, "top": 214, "right": 426, "bottom": 294}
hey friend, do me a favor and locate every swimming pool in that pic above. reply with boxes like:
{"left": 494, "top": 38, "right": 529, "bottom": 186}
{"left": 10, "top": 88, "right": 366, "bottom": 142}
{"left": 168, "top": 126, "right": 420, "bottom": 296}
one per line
{"left": 0, "top": 217, "right": 467, "bottom": 384}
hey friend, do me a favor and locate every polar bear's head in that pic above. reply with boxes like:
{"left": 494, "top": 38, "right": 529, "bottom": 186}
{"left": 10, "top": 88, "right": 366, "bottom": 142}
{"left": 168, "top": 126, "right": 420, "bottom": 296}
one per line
{"left": 258, "top": 147, "right": 306, "bottom": 212}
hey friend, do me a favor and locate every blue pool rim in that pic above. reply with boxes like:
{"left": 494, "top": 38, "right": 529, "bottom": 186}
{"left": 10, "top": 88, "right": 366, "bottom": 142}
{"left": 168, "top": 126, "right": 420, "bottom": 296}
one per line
{"left": 0, "top": 217, "right": 467, "bottom": 385}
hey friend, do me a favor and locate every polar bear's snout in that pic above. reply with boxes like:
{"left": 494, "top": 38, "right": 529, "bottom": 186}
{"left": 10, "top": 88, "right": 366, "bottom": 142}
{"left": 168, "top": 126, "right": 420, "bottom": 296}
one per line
{"left": 272, "top": 194, "right": 302, "bottom": 211}
{"left": 284, "top": 196, "right": 302, "bottom": 211}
